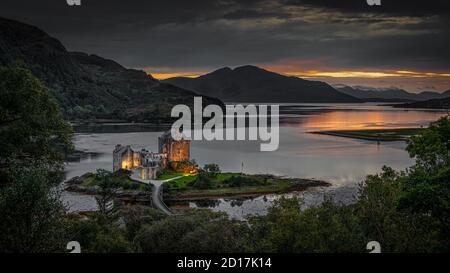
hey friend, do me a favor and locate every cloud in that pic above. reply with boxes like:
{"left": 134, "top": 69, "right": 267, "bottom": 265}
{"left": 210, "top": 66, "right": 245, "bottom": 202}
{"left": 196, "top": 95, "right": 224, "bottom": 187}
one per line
{"left": 0, "top": 0, "right": 449, "bottom": 91}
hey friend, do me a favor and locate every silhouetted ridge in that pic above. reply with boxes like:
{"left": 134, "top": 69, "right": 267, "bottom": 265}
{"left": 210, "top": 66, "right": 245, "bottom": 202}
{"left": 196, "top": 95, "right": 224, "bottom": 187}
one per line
{"left": 164, "top": 65, "right": 361, "bottom": 103}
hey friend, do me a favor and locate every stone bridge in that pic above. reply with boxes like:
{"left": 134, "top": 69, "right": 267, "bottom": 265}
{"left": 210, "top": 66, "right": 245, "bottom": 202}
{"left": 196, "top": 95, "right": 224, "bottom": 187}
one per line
{"left": 130, "top": 171, "right": 182, "bottom": 215}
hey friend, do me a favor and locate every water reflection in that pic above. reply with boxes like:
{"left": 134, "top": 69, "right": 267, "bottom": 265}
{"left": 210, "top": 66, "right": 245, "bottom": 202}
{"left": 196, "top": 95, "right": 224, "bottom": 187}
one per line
{"left": 302, "top": 107, "right": 439, "bottom": 131}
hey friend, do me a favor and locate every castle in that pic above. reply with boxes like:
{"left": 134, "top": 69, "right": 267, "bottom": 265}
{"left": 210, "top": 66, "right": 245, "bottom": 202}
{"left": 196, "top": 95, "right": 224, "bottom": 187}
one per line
{"left": 113, "top": 131, "right": 190, "bottom": 179}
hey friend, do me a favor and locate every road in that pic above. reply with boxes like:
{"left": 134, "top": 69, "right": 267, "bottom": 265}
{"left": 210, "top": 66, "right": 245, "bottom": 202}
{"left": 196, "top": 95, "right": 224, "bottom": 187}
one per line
{"left": 130, "top": 171, "right": 182, "bottom": 215}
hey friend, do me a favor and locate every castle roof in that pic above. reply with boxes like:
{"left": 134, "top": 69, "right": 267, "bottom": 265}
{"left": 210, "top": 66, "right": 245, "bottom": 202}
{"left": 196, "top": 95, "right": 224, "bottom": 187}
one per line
{"left": 113, "top": 144, "right": 133, "bottom": 155}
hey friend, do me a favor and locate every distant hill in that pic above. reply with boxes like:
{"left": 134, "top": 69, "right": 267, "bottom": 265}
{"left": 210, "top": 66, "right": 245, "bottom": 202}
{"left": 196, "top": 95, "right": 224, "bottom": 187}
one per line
{"left": 394, "top": 97, "right": 450, "bottom": 109}
{"left": 0, "top": 17, "right": 222, "bottom": 122}
{"left": 164, "top": 66, "right": 361, "bottom": 103}
{"left": 416, "top": 91, "right": 446, "bottom": 100}
{"left": 335, "top": 85, "right": 450, "bottom": 102}
{"left": 363, "top": 97, "right": 416, "bottom": 103}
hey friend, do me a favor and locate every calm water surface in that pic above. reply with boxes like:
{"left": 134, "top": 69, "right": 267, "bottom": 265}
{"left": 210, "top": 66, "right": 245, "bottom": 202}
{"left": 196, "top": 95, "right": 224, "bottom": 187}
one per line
{"left": 63, "top": 104, "right": 447, "bottom": 218}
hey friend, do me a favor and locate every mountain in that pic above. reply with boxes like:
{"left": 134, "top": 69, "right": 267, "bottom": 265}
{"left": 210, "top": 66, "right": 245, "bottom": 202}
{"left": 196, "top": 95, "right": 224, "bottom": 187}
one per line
{"left": 0, "top": 17, "right": 222, "bottom": 122}
{"left": 335, "top": 85, "right": 450, "bottom": 102}
{"left": 394, "top": 97, "right": 450, "bottom": 109}
{"left": 442, "top": 90, "right": 450, "bottom": 97}
{"left": 164, "top": 66, "right": 361, "bottom": 103}
{"left": 416, "top": 91, "right": 446, "bottom": 100}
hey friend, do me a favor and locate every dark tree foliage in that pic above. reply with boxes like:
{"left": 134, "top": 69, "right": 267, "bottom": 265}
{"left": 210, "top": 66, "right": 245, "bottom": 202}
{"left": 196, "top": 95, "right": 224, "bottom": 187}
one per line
{"left": 203, "top": 163, "right": 221, "bottom": 177}
{"left": 0, "top": 67, "right": 73, "bottom": 183}
{"left": 0, "top": 68, "right": 74, "bottom": 252}
{"left": 401, "top": 116, "right": 450, "bottom": 251}
{"left": 133, "top": 210, "right": 250, "bottom": 253}
{"left": 121, "top": 205, "right": 166, "bottom": 241}
{"left": 93, "top": 169, "right": 121, "bottom": 216}
{"left": 249, "top": 197, "right": 365, "bottom": 253}
{"left": 0, "top": 167, "right": 68, "bottom": 252}
{"left": 65, "top": 213, "right": 132, "bottom": 253}
{"left": 406, "top": 116, "right": 450, "bottom": 171}
{"left": 192, "top": 172, "right": 215, "bottom": 189}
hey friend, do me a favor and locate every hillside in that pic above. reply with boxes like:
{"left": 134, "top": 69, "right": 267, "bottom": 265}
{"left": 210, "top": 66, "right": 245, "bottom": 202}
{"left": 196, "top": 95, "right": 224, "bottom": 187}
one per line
{"left": 394, "top": 97, "right": 450, "bottom": 109}
{"left": 164, "top": 66, "right": 361, "bottom": 103}
{"left": 336, "top": 85, "right": 450, "bottom": 102}
{"left": 0, "top": 17, "right": 222, "bottom": 122}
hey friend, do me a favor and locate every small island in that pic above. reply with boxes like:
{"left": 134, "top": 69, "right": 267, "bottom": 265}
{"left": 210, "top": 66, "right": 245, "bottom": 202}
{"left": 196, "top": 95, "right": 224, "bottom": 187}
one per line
{"left": 65, "top": 167, "right": 330, "bottom": 206}
{"left": 311, "top": 128, "right": 424, "bottom": 142}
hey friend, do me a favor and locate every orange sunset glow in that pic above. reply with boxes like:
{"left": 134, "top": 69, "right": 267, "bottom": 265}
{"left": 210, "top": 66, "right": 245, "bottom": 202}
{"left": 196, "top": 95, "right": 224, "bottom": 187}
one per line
{"left": 284, "top": 70, "right": 450, "bottom": 79}
{"left": 150, "top": 67, "right": 450, "bottom": 80}
{"left": 150, "top": 72, "right": 202, "bottom": 80}
{"left": 149, "top": 66, "right": 450, "bottom": 92}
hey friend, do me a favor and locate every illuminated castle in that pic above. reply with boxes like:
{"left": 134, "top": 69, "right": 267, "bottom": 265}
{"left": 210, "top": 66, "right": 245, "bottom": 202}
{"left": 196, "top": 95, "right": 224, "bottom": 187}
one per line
{"left": 113, "top": 131, "right": 190, "bottom": 179}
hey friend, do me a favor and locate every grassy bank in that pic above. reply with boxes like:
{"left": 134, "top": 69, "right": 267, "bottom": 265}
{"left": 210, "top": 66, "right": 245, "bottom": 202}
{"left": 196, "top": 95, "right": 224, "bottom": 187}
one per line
{"left": 163, "top": 173, "right": 330, "bottom": 201}
{"left": 156, "top": 170, "right": 184, "bottom": 180}
{"left": 68, "top": 171, "right": 149, "bottom": 192}
{"left": 312, "top": 128, "right": 424, "bottom": 141}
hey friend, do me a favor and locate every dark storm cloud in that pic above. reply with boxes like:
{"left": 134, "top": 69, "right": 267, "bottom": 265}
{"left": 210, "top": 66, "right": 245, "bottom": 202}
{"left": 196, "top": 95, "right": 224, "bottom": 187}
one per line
{"left": 0, "top": 0, "right": 449, "bottom": 72}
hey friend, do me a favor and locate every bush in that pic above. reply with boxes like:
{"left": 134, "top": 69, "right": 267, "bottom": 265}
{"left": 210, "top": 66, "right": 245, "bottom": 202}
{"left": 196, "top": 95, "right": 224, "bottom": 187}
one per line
{"left": 192, "top": 172, "right": 215, "bottom": 189}
{"left": 203, "top": 164, "right": 221, "bottom": 177}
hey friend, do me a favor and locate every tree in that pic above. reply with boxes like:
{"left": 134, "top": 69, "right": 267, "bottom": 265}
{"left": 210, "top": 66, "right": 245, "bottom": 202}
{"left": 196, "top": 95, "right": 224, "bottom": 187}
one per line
{"left": 121, "top": 205, "right": 166, "bottom": 241}
{"left": 134, "top": 210, "right": 226, "bottom": 253}
{"left": 65, "top": 213, "right": 131, "bottom": 253}
{"left": 0, "top": 67, "right": 73, "bottom": 182}
{"left": 192, "top": 172, "right": 214, "bottom": 189}
{"left": 397, "top": 117, "right": 450, "bottom": 251}
{"left": 0, "top": 167, "right": 68, "bottom": 252}
{"left": 0, "top": 68, "right": 74, "bottom": 252}
{"left": 356, "top": 167, "right": 439, "bottom": 252}
{"left": 249, "top": 197, "right": 365, "bottom": 253}
{"left": 134, "top": 214, "right": 200, "bottom": 253}
{"left": 179, "top": 219, "right": 251, "bottom": 253}
{"left": 203, "top": 163, "right": 221, "bottom": 177}
{"left": 93, "top": 169, "right": 120, "bottom": 217}
{"left": 406, "top": 116, "right": 450, "bottom": 171}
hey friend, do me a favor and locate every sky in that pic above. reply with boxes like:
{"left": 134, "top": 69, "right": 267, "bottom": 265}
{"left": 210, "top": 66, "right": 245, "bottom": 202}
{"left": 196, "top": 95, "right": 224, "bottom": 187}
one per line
{"left": 1, "top": 0, "right": 450, "bottom": 92}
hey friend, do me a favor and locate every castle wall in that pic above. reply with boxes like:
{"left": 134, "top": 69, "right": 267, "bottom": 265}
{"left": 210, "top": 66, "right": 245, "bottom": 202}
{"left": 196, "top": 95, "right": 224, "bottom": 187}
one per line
{"left": 132, "top": 151, "right": 141, "bottom": 168}
{"left": 139, "top": 166, "right": 159, "bottom": 180}
{"left": 113, "top": 152, "right": 121, "bottom": 172}
{"left": 168, "top": 140, "right": 190, "bottom": 162}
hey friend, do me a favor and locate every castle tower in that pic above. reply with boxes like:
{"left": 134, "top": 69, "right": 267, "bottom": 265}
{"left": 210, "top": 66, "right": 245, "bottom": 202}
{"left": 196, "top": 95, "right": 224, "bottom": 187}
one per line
{"left": 113, "top": 144, "right": 135, "bottom": 171}
{"left": 158, "top": 131, "right": 190, "bottom": 162}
